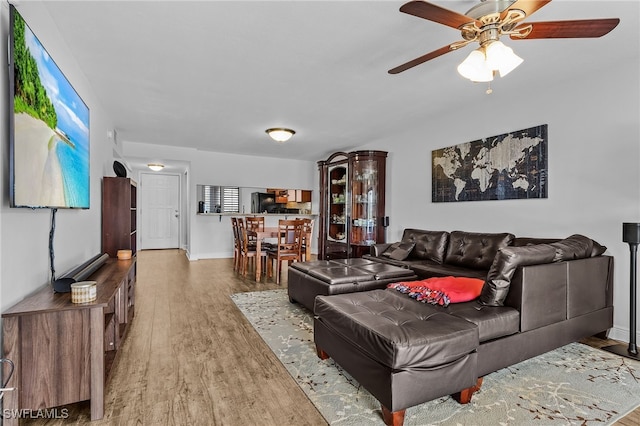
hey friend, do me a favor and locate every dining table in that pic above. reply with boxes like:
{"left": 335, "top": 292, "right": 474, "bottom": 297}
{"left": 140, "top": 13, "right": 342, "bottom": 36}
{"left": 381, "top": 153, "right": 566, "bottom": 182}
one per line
{"left": 246, "top": 224, "right": 312, "bottom": 282}
{"left": 247, "top": 227, "right": 279, "bottom": 282}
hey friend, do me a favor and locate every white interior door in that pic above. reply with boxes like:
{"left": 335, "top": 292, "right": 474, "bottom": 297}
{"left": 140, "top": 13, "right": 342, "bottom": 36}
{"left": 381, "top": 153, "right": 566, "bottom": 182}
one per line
{"left": 140, "top": 173, "right": 180, "bottom": 250}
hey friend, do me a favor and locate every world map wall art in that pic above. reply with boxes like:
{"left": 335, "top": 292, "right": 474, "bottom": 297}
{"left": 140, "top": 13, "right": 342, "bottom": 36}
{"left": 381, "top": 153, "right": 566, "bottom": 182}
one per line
{"left": 432, "top": 124, "right": 548, "bottom": 203}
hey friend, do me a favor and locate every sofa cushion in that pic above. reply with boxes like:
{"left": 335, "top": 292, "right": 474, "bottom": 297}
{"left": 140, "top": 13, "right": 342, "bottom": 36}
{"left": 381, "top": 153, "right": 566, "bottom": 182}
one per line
{"left": 549, "top": 234, "right": 594, "bottom": 262}
{"left": 512, "top": 237, "right": 561, "bottom": 247}
{"left": 387, "top": 276, "right": 484, "bottom": 307}
{"left": 362, "top": 254, "right": 407, "bottom": 268}
{"left": 444, "top": 231, "right": 515, "bottom": 270}
{"left": 410, "top": 261, "right": 488, "bottom": 280}
{"left": 591, "top": 240, "right": 607, "bottom": 256}
{"left": 381, "top": 241, "right": 416, "bottom": 261}
{"left": 513, "top": 235, "right": 606, "bottom": 257}
{"left": 401, "top": 229, "right": 449, "bottom": 264}
{"left": 479, "top": 244, "right": 557, "bottom": 307}
{"left": 368, "top": 243, "right": 391, "bottom": 257}
{"left": 447, "top": 302, "right": 520, "bottom": 342}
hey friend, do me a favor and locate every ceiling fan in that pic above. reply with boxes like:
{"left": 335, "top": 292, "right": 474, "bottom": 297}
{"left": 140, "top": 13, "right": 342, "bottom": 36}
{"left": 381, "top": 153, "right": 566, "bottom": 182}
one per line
{"left": 389, "top": 0, "right": 620, "bottom": 82}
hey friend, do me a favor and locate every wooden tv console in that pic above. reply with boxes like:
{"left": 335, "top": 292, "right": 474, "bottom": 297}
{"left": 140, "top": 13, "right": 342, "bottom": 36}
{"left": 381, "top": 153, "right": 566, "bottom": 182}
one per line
{"left": 1, "top": 257, "right": 136, "bottom": 424}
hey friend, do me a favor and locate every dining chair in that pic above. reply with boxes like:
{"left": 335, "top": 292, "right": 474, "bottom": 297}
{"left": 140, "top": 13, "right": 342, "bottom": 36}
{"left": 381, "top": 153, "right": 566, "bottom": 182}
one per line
{"left": 239, "top": 224, "right": 266, "bottom": 278}
{"left": 267, "top": 219, "right": 303, "bottom": 284}
{"left": 244, "top": 216, "right": 264, "bottom": 245}
{"left": 245, "top": 216, "right": 273, "bottom": 249}
{"left": 236, "top": 217, "right": 256, "bottom": 251}
{"left": 298, "top": 218, "right": 314, "bottom": 262}
{"left": 245, "top": 216, "right": 265, "bottom": 232}
{"left": 230, "top": 217, "right": 242, "bottom": 272}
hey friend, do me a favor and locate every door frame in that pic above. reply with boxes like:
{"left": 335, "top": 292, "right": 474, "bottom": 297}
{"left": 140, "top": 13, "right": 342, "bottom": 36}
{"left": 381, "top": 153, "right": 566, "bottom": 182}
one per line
{"left": 138, "top": 171, "right": 183, "bottom": 251}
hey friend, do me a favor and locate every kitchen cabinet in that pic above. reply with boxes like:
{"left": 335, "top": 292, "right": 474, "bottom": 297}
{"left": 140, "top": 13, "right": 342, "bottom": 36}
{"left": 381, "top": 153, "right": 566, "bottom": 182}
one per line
{"left": 267, "top": 188, "right": 289, "bottom": 203}
{"left": 317, "top": 151, "right": 388, "bottom": 259}
{"left": 299, "top": 190, "right": 312, "bottom": 202}
{"left": 287, "top": 189, "right": 312, "bottom": 202}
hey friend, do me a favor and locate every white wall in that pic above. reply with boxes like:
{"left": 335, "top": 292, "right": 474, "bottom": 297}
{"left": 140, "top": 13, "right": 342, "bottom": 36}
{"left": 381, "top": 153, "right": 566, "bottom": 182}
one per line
{"left": 353, "top": 53, "right": 640, "bottom": 342}
{"left": 122, "top": 142, "right": 317, "bottom": 259}
{"left": 0, "top": 2, "right": 118, "bottom": 311}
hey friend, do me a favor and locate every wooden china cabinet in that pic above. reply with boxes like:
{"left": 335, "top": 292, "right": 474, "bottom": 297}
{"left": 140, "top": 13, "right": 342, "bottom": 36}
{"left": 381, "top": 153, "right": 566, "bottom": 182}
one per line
{"left": 318, "top": 151, "right": 388, "bottom": 259}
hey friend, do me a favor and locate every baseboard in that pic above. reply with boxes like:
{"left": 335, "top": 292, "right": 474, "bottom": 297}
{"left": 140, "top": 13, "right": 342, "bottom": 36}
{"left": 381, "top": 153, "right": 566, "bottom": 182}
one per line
{"left": 607, "top": 324, "right": 637, "bottom": 343}
{"left": 185, "top": 250, "right": 197, "bottom": 261}
{"left": 188, "top": 251, "right": 234, "bottom": 261}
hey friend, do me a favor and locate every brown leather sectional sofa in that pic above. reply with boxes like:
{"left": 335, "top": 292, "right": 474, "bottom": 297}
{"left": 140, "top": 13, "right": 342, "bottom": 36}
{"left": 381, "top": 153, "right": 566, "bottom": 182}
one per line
{"left": 313, "top": 229, "right": 614, "bottom": 426}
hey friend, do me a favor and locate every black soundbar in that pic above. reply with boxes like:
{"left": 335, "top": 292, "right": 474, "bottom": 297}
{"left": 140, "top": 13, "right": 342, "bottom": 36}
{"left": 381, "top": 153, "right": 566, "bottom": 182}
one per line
{"left": 52, "top": 253, "right": 109, "bottom": 293}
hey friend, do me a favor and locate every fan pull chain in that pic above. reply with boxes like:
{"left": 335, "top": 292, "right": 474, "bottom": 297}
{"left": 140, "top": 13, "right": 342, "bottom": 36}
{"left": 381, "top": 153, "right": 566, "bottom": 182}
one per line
{"left": 486, "top": 82, "right": 493, "bottom": 95}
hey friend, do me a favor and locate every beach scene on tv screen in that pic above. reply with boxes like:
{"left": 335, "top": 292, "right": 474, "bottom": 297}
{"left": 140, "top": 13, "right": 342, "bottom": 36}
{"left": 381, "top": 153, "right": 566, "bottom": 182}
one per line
{"left": 12, "top": 11, "right": 90, "bottom": 208}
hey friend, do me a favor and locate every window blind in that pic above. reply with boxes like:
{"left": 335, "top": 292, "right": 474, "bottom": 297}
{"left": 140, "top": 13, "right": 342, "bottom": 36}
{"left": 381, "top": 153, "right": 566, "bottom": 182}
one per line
{"left": 202, "top": 186, "right": 239, "bottom": 213}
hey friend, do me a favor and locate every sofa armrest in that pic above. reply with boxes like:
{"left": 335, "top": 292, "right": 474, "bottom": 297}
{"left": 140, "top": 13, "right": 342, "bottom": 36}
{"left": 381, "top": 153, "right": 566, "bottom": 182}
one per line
{"left": 504, "top": 256, "right": 613, "bottom": 333}
{"left": 370, "top": 243, "right": 392, "bottom": 257}
{"left": 506, "top": 262, "right": 567, "bottom": 332}
{"left": 566, "top": 256, "right": 613, "bottom": 316}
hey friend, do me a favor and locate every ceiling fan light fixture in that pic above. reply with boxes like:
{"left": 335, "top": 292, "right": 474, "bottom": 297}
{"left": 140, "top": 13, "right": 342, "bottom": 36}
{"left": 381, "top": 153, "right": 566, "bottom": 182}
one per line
{"left": 266, "top": 128, "right": 295, "bottom": 143}
{"left": 484, "top": 40, "right": 523, "bottom": 77}
{"left": 457, "top": 40, "right": 523, "bottom": 82}
{"left": 147, "top": 163, "right": 164, "bottom": 171}
{"left": 457, "top": 48, "right": 493, "bottom": 82}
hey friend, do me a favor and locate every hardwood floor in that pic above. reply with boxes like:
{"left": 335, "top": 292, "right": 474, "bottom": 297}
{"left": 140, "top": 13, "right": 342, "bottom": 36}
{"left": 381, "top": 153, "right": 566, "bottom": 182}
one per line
{"left": 22, "top": 249, "right": 639, "bottom": 425}
{"left": 24, "top": 250, "right": 325, "bottom": 425}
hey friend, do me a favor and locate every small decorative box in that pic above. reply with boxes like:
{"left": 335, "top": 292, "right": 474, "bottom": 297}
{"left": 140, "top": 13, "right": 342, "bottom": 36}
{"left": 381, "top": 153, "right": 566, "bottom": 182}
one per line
{"left": 117, "top": 249, "right": 132, "bottom": 260}
{"left": 71, "top": 281, "right": 97, "bottom": 304}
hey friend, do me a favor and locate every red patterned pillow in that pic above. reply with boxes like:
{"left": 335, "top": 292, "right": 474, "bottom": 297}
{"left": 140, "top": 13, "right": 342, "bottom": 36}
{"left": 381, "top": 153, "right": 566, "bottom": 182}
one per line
{"left": 388, "top": 276, "right": 484, "bottom": 307}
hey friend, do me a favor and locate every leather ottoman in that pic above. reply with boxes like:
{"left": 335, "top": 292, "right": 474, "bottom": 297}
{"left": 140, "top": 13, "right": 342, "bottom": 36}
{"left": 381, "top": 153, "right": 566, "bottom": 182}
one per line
{"left": 313, "top": 289, "right": 480, "bottom": 425}
{"left": 287, "top": 258, "right": 417, "bottom": 312}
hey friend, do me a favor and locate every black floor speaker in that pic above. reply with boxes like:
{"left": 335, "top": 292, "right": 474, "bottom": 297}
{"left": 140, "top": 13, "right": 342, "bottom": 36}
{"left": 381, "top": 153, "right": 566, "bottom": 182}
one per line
{"left": 603, "top": 222, "right": 640, "bottom": 360}
{"left": 623, "top": 222, "right": 640, "bottom": 244}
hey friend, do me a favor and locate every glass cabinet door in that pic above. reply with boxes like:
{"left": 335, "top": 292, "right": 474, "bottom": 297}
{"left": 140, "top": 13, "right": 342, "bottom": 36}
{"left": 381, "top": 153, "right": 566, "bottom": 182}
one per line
{"left": 350, "top": 159, "right": 378, "bottom": 247}
{"left": 327, "top": 164, "right": 348, "bottom": 244}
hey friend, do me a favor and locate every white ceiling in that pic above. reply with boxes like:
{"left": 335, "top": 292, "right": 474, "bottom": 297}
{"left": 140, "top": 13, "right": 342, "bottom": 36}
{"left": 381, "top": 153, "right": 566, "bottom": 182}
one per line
{"left": 38, "top": 0, "right": 638, "bottom": 162}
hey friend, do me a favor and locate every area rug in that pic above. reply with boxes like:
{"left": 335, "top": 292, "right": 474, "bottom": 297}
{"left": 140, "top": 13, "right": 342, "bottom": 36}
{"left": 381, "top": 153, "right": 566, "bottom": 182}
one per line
{"left": 230, "top": 289, "right": 640, "bottom": 425}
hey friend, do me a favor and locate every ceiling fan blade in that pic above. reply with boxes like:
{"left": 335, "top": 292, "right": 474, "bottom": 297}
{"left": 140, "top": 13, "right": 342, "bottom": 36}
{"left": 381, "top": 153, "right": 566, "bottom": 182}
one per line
{"left": 510, "top": 18, "right": 620, "bottom": 39}
{"left": 388, "top": 45, "right": 454, "bottom": 74}
{"left": 400, "top": 1, "right": 478, "bottom": 29}
{"left": 501, "top": 0, "right": 551, "bottom": 20}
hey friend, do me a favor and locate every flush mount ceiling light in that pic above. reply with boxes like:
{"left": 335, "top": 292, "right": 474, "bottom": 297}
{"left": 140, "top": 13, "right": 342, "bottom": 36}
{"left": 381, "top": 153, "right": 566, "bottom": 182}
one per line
{"left": 266, "top": 128, "right": 295, "bottom": 143}
{"left": 147, "top": 163, "right": 164, "bottom": 171}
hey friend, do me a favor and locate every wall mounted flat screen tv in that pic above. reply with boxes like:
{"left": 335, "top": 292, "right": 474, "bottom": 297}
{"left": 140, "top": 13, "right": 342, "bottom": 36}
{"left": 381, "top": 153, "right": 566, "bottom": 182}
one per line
{"left": 8, "top": 5, "right": 90, "bottom": 209}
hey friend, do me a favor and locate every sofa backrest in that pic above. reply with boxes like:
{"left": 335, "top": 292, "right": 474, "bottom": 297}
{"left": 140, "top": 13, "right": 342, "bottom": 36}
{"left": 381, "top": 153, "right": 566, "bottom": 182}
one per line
{"left": 512, "top": 237, "right": 561, "bottom": 246}
{"left": 401, "top": 229, "right": 449, "bottom": 264}
{"left": 444, "top": 231, "right": 515, "bottom": 270}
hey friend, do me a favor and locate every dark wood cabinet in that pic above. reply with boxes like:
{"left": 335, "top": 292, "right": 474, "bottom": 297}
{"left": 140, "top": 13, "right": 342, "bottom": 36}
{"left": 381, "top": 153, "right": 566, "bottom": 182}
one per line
{"left": 318, "top": 151, "right": 387, "bottom": 259}
{"left": 102, "top": 177, "right": 137, "bottom": 257}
